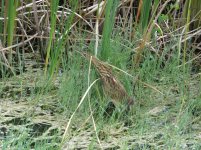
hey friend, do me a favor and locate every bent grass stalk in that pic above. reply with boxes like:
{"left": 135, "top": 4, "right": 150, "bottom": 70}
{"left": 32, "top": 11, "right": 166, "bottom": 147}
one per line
{"left": 61, "top": 78, "right": 100, "bottom": 145}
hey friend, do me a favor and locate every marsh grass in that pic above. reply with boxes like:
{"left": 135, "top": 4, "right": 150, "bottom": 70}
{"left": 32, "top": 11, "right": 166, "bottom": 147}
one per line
{"left": 0, "top": 0, "right": 201, "bottom": 149}
{"left": 1, "top": 37, "right": 200, "bottom": 149}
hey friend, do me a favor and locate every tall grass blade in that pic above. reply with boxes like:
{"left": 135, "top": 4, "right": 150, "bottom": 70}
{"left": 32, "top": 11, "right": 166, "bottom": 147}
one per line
{"left": 44, "top": 0, "right": 59, "bottom": 75}
{"left": 101, "top": 0, "right": 119, "bottom": 60}
{"left": 7, "top": 0, "right": 18, "bottom": 63}
{"left": 139, "top": 0, "right": 151, "bottom": 34}
{"left": 183, "top": 0, "right": 191, "bottom": 71}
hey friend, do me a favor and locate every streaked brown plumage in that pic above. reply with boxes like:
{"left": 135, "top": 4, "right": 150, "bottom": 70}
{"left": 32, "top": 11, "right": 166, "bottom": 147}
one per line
{"left": 76, "top": 50, "right": 134, "bottom": 109}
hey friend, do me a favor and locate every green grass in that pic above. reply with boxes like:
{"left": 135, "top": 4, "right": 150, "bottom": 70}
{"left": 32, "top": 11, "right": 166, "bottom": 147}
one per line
{"left": 1, "top": 1, "right": 201, "bottom": 149}
{"left": 1, "top": 29, "right": 200, "bottom": 149}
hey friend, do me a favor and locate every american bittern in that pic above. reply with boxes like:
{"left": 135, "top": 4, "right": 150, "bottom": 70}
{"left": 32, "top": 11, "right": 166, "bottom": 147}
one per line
{"left": 76, "top": 50, "right": 134, "bottom": 110}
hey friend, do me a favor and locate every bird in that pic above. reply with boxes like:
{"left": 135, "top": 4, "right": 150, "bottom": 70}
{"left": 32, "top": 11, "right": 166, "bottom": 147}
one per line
{"left": 75, "top": 50, "right": 134, "bottom": 112}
